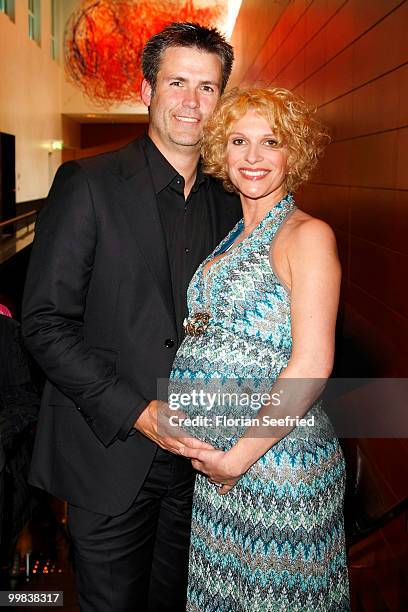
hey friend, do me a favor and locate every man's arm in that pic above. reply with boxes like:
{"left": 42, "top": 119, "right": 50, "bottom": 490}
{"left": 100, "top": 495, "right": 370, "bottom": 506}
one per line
{"left": 22, "top": 162, "right": 147, "bottom": 447}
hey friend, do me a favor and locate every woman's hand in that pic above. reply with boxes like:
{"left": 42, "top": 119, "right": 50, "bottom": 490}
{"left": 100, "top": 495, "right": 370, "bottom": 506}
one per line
{"left": 181, "top": 447, "right": 245, "bottom": 495}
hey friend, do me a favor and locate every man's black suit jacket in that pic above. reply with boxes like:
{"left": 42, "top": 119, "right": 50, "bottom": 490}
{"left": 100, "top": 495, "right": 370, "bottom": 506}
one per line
{"left": 22, "top": 137, "right": 241, "bottom": 516}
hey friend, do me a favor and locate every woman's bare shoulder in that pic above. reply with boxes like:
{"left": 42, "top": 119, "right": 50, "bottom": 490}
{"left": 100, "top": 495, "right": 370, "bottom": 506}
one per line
{"left": 285, "top": 210, "right": 336, "bottom": 251}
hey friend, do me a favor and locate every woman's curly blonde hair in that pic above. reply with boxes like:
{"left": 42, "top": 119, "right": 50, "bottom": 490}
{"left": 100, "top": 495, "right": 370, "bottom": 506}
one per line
{"left": 201, "top": 87, "right": 329, "bottom": 193}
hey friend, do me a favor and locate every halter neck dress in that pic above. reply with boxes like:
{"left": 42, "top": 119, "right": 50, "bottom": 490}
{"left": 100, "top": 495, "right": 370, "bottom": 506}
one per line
{"left": 169, "top": 194, "right": 350, "bottom": 611}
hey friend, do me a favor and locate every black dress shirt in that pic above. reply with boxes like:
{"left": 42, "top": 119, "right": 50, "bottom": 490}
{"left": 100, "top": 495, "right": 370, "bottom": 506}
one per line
{"left": 144, "top": 136, "right": 213, "bottom": 343}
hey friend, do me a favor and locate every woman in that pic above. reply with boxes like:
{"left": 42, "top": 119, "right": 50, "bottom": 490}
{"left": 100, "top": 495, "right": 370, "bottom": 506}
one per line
{"left": 169, "top": 87, "right": 349, "bottom": 611}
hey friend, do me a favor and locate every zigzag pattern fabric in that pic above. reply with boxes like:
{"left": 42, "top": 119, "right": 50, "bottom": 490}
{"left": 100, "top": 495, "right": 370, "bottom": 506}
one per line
{"left": 170, "top": 194, "right": 350, "bottom": 611}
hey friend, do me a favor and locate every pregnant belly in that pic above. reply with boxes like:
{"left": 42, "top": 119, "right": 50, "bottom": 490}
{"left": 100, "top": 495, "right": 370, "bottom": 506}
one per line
{"left": 171, "top": 325, "right": 289, "bottom": 382}
{"left": 169, "top": 329, "right": 335, "bottom": 450}
{"left": 169, "top": 328, "right": 289, "bottom": 449}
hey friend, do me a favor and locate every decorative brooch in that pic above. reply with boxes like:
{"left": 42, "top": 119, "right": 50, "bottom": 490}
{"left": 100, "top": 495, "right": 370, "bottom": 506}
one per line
{"left": 183, "top": 312, "right": 210, "bottom": 337}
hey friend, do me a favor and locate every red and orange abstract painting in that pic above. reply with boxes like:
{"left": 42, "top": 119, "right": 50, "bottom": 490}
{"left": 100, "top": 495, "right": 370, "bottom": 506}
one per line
{"left": 64, "top": 0, "right": 226, "bottom": 107}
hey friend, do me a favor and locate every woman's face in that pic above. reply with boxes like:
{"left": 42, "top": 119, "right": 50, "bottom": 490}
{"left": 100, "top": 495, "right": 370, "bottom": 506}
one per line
{"left": 226, "top": 109, "right": 288, "bottom": 202}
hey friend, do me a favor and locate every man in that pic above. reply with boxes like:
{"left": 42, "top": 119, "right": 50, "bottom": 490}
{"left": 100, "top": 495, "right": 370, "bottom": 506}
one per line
{"left": 22, "top": 22, "right": 240, "bottom": 612}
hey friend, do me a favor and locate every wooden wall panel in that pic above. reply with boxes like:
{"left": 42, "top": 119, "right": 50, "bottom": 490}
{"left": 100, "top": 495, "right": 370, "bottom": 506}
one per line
{"left": 273, "top": 17, "right": 308, "bottom": 82}
{"left": 304, "top": 28, "right": 327, "bottom": 76}
{"left": 351, "top": 3, "right": 408, "bottom": 86}
{"left": 324, "top": 1, "right": 354, "bottom": 60}
{"left": 320, "top": 95, "right": 353, "bottom": 140}
{"left": 229, "top": 0, "right": 290, "bottom": 87}
{"left": 352, "top": 0, "right": 404, "bottom": 37}
{"left": 320, "top": 46, "right": 354, "bottom": 104}
{"left": 319, "top": 140, "right": 352, "bottom": 184}
{"left": 350, "top": 132, "right": 398, "bottom": 189}
{"left": 350, "top": 237, "right": 408, "bottom": 317}
{"left": 350, "top": 188, "right": 408, "bottom": 255}
{"left": 351, "top": 71, "right": 401, "bottom": 136}
{"left": 396, "top": 127, "right": 408, "bottom": 190}
{"left": 246, "top": 0, "right": 311, "bottom": 85}
{"left": 273, "top": 52, "right": 305, "bottom": 90}
{"left": 300, "top": 184, "right": 350, "bottom": 231}
{"left": 398, "top": 64, "right": 408, "bottom": 124}
{"left": 342, "top": 283, "right": 408, "bottom": 373}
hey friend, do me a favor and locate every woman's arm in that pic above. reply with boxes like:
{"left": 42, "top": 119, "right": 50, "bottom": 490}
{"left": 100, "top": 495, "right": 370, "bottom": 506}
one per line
{"left": 182, "top": 217, "right": 341, "bottom": 491}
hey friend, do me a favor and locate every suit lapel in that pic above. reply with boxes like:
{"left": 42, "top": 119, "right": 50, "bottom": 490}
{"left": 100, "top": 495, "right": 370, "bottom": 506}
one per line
{"left": 114, "top": 139, "right": 176, "bottom": 328}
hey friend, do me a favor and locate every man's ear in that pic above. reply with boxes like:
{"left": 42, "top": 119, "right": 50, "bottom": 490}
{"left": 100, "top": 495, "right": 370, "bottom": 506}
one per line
{"left": 141, "top": 79, "right": 153, "bottom": 107}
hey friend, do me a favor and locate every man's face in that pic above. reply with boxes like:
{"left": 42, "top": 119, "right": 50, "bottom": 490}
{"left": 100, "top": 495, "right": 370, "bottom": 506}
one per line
{"left": 141, "top": 46, "right": 223, "bottom": 156}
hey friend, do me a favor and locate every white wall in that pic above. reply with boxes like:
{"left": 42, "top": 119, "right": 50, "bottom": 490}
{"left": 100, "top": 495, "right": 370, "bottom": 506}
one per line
{"left": 0, "top": 0, "right": 62, "bottom": 202}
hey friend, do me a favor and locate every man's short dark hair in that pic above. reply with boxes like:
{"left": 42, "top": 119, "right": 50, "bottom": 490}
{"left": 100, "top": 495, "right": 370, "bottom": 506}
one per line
{"left": 142, "top": 22, "right": 234, "bottom": 93}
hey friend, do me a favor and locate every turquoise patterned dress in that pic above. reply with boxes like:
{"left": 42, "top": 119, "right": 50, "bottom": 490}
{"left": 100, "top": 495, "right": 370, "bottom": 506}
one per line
{"left": 169, "top": 194, "right": 349, "bottom": 611}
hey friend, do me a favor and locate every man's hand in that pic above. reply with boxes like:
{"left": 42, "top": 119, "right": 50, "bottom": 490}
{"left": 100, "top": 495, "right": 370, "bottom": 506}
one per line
{"left": 134, "top": 400, "right": 214, "bottom": 455}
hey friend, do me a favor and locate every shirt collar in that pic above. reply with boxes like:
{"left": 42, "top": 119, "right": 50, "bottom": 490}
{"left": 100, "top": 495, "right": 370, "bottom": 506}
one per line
{"left": 144, "top": 134, "right": 208, "bottom": 195}
{"left": 144, "top": 134, "right": 178, "bottom": 194}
